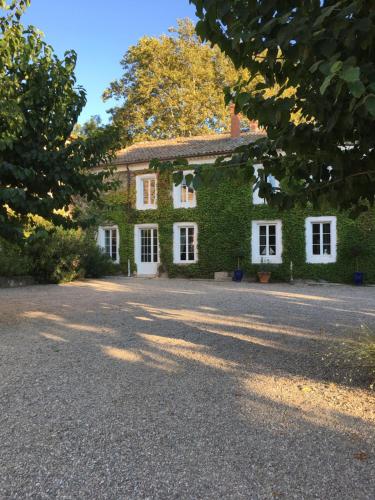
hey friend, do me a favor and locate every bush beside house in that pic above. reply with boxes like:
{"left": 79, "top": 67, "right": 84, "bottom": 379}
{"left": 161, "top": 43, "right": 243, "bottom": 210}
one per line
{"left": 0, "top": 227, "right": 117, "bottom": 285}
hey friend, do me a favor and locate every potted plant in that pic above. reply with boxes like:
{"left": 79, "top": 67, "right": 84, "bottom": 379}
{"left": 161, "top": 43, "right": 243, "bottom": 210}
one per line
{"left": 257, "top": 258, "right": 272, "bottom": 284}
{"left": 350, "top": 245, "right": 365, "bottom": 286}
{"left": 233, "top": 247, "right": 245, "bottom": 282}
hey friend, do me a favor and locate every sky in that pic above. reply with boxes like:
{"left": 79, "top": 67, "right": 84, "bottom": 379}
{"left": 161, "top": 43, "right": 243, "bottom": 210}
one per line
{"left": 23, "top": 0, "right": 197, "bottom": 124}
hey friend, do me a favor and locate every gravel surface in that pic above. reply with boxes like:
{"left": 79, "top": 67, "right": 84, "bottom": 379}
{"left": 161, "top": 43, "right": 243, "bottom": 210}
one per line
{"left": 0, "top": 277, "right": 374, "bottom": 499}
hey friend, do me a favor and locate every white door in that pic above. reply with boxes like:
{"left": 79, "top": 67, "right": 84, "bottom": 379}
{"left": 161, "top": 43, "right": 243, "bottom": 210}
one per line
{"left": 135, "top": 225, "right": 159, "bottom": 276}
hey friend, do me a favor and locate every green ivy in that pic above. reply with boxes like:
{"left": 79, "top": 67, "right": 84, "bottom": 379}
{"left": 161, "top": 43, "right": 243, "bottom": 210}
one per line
{"left": 88, "top": 166, "right": 375, "bottom": 284}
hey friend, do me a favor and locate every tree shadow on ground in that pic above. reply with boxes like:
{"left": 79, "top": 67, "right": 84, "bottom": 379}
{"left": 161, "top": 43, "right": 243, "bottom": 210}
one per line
{"left": 0, "top": 278, "right": 374, "bottom": 498}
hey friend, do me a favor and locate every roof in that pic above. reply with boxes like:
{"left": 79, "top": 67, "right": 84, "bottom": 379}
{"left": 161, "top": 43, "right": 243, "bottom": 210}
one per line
{"left": 113, "top": 132, "right": 264, "bottom": 165}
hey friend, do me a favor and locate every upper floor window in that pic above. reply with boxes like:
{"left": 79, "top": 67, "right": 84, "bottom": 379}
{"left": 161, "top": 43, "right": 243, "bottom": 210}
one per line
{"left": 136, "top": 174, "right": 157, "bottom": 210}
{"left": 252, "top": 164, "right": 280, "bottom": 205}
{"left": 97, "top": 225, "right": 120, "bottom": 264}
{"left": 305, "top": 216, "right": 337, "bottom": 263}
{"left": 173, "top": 222, "right": 198, "bottom": 264}
{"left": 251, "top": 220, "right": 282, "bottom": 264}
{"left": 173, "top": 171, "right": 196, "bottom": 208}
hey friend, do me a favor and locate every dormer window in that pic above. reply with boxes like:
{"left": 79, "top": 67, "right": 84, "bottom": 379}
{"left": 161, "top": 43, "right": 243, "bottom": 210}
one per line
{"left": 136, "top": 174, "right": 157, "bottom": 210}
{"left": 173, "top": 171, "right": 196, "bottom": 208}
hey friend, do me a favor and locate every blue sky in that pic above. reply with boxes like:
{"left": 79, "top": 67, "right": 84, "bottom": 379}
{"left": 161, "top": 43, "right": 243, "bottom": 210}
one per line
{"left": 23, "top": 1, "right": 197, "bottom": 124}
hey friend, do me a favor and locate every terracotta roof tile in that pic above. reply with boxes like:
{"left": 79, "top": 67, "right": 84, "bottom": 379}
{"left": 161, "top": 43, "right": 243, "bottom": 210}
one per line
{"left": 113, "top": 132, "right": 264, "bottom": 165}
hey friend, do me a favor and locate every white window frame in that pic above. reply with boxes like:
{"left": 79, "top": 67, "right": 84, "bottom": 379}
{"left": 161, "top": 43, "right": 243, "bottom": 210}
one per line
{"left": 251, "top": 220, "right": 283, "bottom": 264}
{"left": 173, "top": 223, "right": 198, "bottom": 264}
{"left": 305, "top": 216, "right": 337, "bottom": 264}
{"left": 173, "top": 170, "right": 197, "bottom": 209}
{"left": 136, "top": 173, "right": 157, "bottom": 210}
{"left": 97, "top": 225, "right": 120, "bottom": 264}
{"left": 252, "top": 164, "right": 280, "bottom": 205}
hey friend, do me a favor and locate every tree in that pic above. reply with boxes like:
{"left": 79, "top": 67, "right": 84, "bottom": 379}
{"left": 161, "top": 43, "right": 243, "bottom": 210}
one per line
{"left": 190, "top": 0, "right": 375, "bottom": 213}
{"left": 104, "top": 18, "right": 250, "bottom": 143}
{"left": 0, "top": 1, "right": 120, "bottom": 240}
{"left": 72, "top": 115, "right": 103, "bottom": 139}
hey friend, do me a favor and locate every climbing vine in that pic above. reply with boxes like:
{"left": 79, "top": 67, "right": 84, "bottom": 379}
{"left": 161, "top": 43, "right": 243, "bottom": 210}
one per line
{"left": 85, "top": 166, "right": 375, "bottom": 284}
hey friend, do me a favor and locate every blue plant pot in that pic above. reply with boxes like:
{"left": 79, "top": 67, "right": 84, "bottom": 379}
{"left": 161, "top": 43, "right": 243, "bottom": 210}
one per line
{"left": 233, "top": 269, "right": 244, "bottom": 282}
{"left": 354, "top": 271, "right": 364, "bottom": 286}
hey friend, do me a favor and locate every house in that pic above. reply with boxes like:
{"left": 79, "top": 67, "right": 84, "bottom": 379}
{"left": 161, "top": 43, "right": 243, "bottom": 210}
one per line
{"left": 95, "top": 111, "right": 375, "bottom": 284}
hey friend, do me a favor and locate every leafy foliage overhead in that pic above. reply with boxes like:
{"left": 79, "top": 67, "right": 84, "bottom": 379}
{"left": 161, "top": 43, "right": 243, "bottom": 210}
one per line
{"left": 0, "top": 1, "right": 120, "bottom": 240}
{"left": 190, "top": 0, "right": 375, "bottom": 213}
{"left": 103, "top": 18, "right": 251, "bottom": 144}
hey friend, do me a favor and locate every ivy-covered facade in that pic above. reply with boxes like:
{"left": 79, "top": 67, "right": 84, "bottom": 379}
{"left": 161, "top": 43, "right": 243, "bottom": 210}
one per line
{"left": 92, "top": 133, "right": 375, "bottom": 284}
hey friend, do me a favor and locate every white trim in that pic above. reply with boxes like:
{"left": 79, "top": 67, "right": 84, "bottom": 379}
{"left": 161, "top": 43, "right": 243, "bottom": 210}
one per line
{"left": 136, "top": 173, "right": 157, "bottom": 210}
{"left": 173, "top": 170, "right": 197, "bottom": 209}
{"left": 251, "top": 220, "right": 283, "bottom": 264}
{"left": 134, "top": 223, "right": 159, "bottom": 276}
{"left": 305, "top": 216, "right": 337, "bottom": 264}
{"left": 173, "top": 222, "right": 198, "bottom": 264}
{"left": 97, "top": 225, "right": 120, "bottom": 264}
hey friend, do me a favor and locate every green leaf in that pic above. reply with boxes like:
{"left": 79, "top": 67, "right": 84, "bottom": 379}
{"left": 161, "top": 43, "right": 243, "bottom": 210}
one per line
{"left": 365, "top": 96, "right": 375, "bottom": 117}
{"left": 330, "top": 60, "right": 343, "bottom": 74}
{"left": 172, "top": 171, "right": 184, "bottom": 186}
{"left": 309, "top": 60, "right": 323, "bottom": 73}
{"left": 313, "top": 3, "right": 340, "bottom": 27}
{"left": 341, "top": 66, "right": 360, "bottom": 82}
{"left": 348, "top": 80, "right": 365, "bottom": 98}
{"left": 320, "top": 74, "right": 334, "bottom": 95}
{"left": 237, "top": 92, "right": 250, "bottom": 108}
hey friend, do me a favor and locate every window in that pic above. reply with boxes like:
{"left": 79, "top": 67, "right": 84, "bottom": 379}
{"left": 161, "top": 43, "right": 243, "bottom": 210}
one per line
{"left": 140, "top": 227, "right": 158, "bottom": 263}
{"left": 97, "top": 225, "right": 119, "bottom": 263}
{"left": 251, "top": 220, "right": 282, "bottom": 264}
{"left": 173, "top": 223, "right": 198, "bottom": 264}
{"left": 136, "top": 174, "right": 157, "bottom": 210}
{"left": 252, "top": 164, "right": 280, "bottom": 205}
{"left": 305, "top": 216, "right": 337, "bottom": 263}
{"left": 173, "top": 170, "right": 196, "bottom": 208}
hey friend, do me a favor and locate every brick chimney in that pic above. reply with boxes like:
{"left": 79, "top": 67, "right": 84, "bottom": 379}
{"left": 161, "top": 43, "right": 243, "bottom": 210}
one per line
{"left": 230, "top": 103, "right": 241, "bottom": 139}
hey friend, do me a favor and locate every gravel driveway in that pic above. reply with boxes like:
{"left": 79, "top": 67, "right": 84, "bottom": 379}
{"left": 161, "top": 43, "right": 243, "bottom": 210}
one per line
{"left": 0, "top": 277, "right": 374, "bottom": 499}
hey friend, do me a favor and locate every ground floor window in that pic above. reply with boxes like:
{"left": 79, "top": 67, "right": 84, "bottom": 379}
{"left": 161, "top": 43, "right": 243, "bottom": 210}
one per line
{"left": 305, "top": 216, "right": 337, "bottom": 263}
{"left": 173, "top": 223, "right": 198, "bottom": 264}
{"left": 97, "top": 226, "right": 119, "bottom": 263}
{"left": 251, "top": 220, "right": 282, "bottom": 264}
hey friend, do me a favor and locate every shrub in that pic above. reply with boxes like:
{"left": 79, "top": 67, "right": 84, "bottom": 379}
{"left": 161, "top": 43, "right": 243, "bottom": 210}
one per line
{"left": 0, "top": 238, "right": 32, "bottom": 277}
{"left": 81, "top": 237, "right": 117, "bottom": 278}
{"left": 27, "top": 227, "right": 85, "bottom": 283}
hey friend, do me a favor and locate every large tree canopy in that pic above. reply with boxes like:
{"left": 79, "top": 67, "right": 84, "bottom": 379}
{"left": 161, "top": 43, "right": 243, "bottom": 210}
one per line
{"left": 190, "top": 0, "right": 375, "bottom": 213}
{"left": 0, "top": 1, "right": 119, "bottom": 240}
{"left": 104, "top": 18, "right": 251, "bottom": 144}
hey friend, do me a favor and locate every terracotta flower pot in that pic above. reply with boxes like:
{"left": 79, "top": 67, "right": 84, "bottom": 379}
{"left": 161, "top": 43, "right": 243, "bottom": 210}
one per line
{"left": 257, "top": 271, "right": 271, "bottom": 284}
